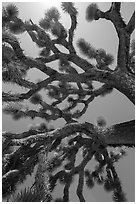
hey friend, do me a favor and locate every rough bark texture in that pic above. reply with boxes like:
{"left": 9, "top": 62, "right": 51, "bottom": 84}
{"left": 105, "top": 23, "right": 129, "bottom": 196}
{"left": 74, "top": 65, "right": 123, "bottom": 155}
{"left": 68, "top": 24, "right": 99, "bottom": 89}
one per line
{"left": 2, "top": 2, "right": 135, "bottom": 201}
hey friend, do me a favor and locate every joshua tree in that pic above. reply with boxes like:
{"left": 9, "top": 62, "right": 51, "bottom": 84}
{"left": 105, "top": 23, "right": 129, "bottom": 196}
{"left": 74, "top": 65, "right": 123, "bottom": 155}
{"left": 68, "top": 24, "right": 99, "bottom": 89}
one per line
{"left": 2, "top": 2, "right": 135, "bottom": 202}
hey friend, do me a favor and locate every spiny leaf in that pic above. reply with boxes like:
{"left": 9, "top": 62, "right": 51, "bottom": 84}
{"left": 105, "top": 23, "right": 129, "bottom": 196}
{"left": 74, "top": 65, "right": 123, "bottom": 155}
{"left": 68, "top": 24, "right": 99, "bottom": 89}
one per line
{"left": 8, "top": 20, "right": 25, "bottom": 34}
{"left": 30, "top": 94, "right": 42, "bottom": 104}
{"left": 39, "top": 18, "right": 51, "bottom": 30}
{"left": 112, "top": 190, "right": 127, "bottom": 202}
{"left": 3, "top": 62, "right": 27, "bottom": 84}
{"left": 61, "top": 2, "right": 78, "bottom": 16}
{"left": 38, "top": 123, "right": 48, "bottom": 132}
{"left": 45, "top": 7, "right": 60, "bottom": 21}
{"left": 2, "top": 8, "right": 9, "bottom": 26}
{"left": 51, "top": 22, "right": 67, "bottom": 39}
{"left": 67, "top": 97, "right": 74, "bottom": 103}
{"left": 51, "top": 22, "right": 62, "bottom": 37}
{"left": 47, "top": 86, "right": 61, "bottom": 99}
{"left": 85, "top": 176, "right": 94, "bottom": 189}
{"left": 97, "top": 48, "right": 106, "bottom": 58}
{"left": 77, "top": 38, "right": 96, "bottom": 58}
{"left": 2, "top": 45, "right": 14, "bottom": 61}
{"left": 100, "top": 86, "right": 113, "bottom": 97}
{"left": 104, "top": 179, "right": 114, "bottom": 192}
{"left": 39, "top": 47, "right": 51, "bottom": 57}
{"left": 86, "top": 3, "right": 98, "bottom": 21}
{"left": 104, "top": 54, "right": 114, "bottom": 65}
{"left": 97, "top": 116, "right": 106, "bottom": 127}
{"left": 12, "top": 112, "right": 23, "bottom": 120}
{"left": 9, "top": 187, "right": 47, "bottom": 202}
{"left": 84, "top": 169, "right": 91, "bottom": 177}
{"left": 5, "top": 4, "right": 19, "bottom": 18}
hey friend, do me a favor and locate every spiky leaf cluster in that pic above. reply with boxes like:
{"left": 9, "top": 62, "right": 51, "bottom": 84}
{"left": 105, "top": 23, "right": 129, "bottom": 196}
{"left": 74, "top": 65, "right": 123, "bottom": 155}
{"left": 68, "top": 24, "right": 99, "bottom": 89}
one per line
{"left": 100, "top": 86, "right": 114, "bottom": 97}
{"left": 37, "top": 123, "right": 48, "bottom": 132}
{"left": 97, "top": 116, "right": 106, "bottom": 127}
{"left": 2, "top": 4, "right": 19, "bottom": 26}
{"left": 2, "top": 44, "right": 14, "bottom": 64}
{"left": 96, "top": 49, "right": 114, "bottom": 66}
{"left": 86, "top": 3, "right": 99, "bottom": 21}
{"left": 30, "top": 93, "right": 42, "bottom": 104}
{"left": 39, "top": 7, "right": 67, "bottom": 39}
{"left": 104, "top": 177, "right": 114, "bottom": 192}
{"left": 51, "top": 21, "right": 67, "bottom": 39}
{"left": 39, "top": 47, "right": 51, "bottom": 57}
{"left": 113, "top": 190, "right": 127, "bottom": 202}
{"left": 39, "top": 18, "right": 51, "bottom": 30}
{"left": 61, "top": 2, "right": 78, "bottom": 16}
{"left": 3, "top": 152, "right": 38, "bottom": 198}
{"left": 85, "top": 169, "right": 94, "bottom": 189}
{"left": 47, "top": 85, "right": 62, "bottom": 99}
{"left": 8, "top": 20, "right": 25, "bottom": 34}
{"left": 45, "top": 7, "right": 61, "bottom": 21}
{"left": 77, "top": 38, "right": 96, "bottom": 59}
{"left": 8, "top": 187, "right": 52, "bottom": 202}
{"left": 2, "top": 61, "right": 27, "bottom": 84}
{"left": 2, "top": 4, "right": 25, "bottom": 34}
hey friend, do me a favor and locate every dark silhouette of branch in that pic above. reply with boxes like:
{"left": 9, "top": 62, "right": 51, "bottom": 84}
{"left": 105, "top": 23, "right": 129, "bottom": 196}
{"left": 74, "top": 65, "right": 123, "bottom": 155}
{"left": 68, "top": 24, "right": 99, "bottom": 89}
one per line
{"left": 2, "top": 2, "right": 135, "bottom": 202}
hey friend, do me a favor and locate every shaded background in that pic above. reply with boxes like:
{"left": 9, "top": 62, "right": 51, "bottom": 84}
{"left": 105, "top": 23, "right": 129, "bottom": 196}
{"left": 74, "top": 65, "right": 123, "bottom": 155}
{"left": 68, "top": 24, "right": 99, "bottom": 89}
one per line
{"left": 2, "top": 2, "right": 135, "bottom": 202}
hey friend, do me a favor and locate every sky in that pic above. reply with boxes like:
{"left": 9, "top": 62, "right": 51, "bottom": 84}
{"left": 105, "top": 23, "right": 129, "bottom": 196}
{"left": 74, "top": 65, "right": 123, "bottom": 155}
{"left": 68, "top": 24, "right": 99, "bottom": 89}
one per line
{"left": 2, "top": 1, "right": 135, "bottom": 202}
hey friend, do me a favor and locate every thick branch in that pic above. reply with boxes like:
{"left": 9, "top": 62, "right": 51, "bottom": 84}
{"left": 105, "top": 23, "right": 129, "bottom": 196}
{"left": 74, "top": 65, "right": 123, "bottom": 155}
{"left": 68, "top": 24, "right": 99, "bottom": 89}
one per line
{"left": 104, "top": 120, "right": 135, "bottom": 146}
{"left": 10, "top": 120, "right": 135, "bottom": 146}
{"left": 2, "top": 77, "right": 53, "bottom": 102}
{"left": 112, "top": 70, "right": 135, "bottom": 104}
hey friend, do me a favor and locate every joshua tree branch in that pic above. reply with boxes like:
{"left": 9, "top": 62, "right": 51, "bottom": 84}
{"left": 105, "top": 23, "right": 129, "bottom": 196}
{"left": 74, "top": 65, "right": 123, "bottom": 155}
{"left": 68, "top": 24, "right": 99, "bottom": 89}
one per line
{"left": 9, "top": 120, "right": 135, "bottom": 147}
{"left": 126, "top": 11, "right": 135, "bottom": 34}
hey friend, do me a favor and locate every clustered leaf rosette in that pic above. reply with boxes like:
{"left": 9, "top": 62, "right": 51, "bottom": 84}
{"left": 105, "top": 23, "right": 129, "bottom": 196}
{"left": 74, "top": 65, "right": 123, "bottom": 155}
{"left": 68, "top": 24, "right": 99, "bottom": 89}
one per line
{"left": 86, "top": 3, "right": 99, "bottom": 21}
{"left": 39, "top": 7, "right": 67, "bottom": 39}
{"left": 77, "top": 39, "right": 114, "bottom": 66}
{"left": 61, "top": 2, "right": 78, "bottom": 16}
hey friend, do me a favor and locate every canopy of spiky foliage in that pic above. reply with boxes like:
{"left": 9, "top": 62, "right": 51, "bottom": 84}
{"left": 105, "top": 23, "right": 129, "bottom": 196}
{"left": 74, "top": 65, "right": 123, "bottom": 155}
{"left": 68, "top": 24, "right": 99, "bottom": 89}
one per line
{"left": 39, "top": 7, "right": 67, "bottom": 39}
{"left": 7, "top": 187, "right": 52, "bottom": 202}
{"left": 2, "top": 4, "right": 19, "bottom": 27}
{"left": 2, "top": 2, "right": 135, "bottom": 202}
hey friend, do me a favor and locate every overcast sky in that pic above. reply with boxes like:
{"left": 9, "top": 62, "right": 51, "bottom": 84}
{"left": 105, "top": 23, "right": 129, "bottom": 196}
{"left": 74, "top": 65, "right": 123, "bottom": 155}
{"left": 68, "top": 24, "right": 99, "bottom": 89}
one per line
{"left": 2, "top": 1, "right": 135, "bottom": 202}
